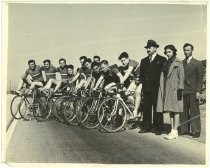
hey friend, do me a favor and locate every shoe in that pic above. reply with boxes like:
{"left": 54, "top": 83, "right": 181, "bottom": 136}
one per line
{"left": 15, "top": 90, "right": 21, "bottom": 95}
{"left": 128, "top": 123, "right": 138, "bottom": 130}
{"left": 155, "top": 131, "right": 162, "bottom": 135}
{"left": 191, "top": 132, "right": 200, "bottom": 138}
{"left": 138, "top": 128, "right": 150, "bottom": 133}
{"left": 164, "top": 130, "right": 178, "bottom": 140}
{"left": 151, "top": 127, "right": 155, "bottom": 133}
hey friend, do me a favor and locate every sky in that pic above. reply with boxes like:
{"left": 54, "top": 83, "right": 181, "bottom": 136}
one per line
{"left": 7, "top": 3, "right": 207, "bottom": 88}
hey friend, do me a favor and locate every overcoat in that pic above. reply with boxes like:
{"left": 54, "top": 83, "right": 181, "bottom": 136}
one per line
{"left": 157, "top": 57, "right": 185, "bottom": 113}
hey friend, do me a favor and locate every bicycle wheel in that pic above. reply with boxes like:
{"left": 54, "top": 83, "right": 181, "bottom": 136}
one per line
{"left": 52, "top": 96, "right": 71, "bottom": 122}
{"left": 97, "top": 97, "right": 127, "bottom": 133}
{"left": 80, "top": 97, "right": 99, "bottom": 129}
{"left": 10, "top": 95, "right": 22, "bottom": 119}
{"left": 63, "top": 97, "right": 81, "bottom": 126}
{"left": 19, "top": 97, "right": 34, "bottom": 121}
{"left": 33, "top": 96, "right": 53, "bottom": 122}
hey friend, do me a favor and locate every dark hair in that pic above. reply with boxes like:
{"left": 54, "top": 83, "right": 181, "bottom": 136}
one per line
{"left": 91, "top": 61, "right": 100, "bottom": 68}
{"left": 43, "top": 59, "right": 51, "bottom": 64}
{"left": 183, "top": 43, "right": 194, "bottom": 50}
{"left": 66, "top": 64, "right": 74, "bottom": 70}
{"left": 59, "top": 58, "right": 66, "bottom": 63}
{"left": 82, "top": 58, "right": 92, "bottom": 66}
{"left": 100, "top": 60, "right": 109, "bottom": 66}
{"left": 164, "top": 45, "right": 177, "bottom": 56}
{"left": 79, "top": 56, "right": 87, "bottom": 61}
{"left": 28, "top": 60, "right": 35, "bottom": 64}
{"left": 118, "top": 52, "right": 129, "bottom": 60}
{"left": 93, "top": 55, "right": 100, "bottom": 60}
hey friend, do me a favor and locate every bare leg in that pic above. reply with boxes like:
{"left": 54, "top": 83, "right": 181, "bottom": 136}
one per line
{"left": 17, "top": 78, "right": 33, "bottom": 91}
{"left": 174, "top": 113, "right": 180, "bottom": 130}
{"left": 53, "top": 80, "right": 62, "bottom": 93}
{"left": 104, "top": 82, "right": 117, "bottom": 93}
{"left": 29, "top": 81, "right": 43, "bottom": 89}
{"left": 133, "top": 84, "right": 142, "bottom": 117}
{"left": 76, "top": 79, "right": 86, "bottom": 90}
{"left": 43, "top": 79, "right": 53, "bottom": 90}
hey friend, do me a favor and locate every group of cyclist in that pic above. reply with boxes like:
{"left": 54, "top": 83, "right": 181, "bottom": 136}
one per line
{"left": 15, "top": 53, "right": 142, "bottom": 120}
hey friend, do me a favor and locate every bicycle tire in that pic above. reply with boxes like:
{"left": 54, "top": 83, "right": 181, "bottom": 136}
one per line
{"left": 52, "top": 96, "right": 71, "bottom": 123}
{"left": 80, "top": 97, "right": 100, "bottom": 129}
{"left": 19, "top": 97, "right": 34, "bottom": 121}
{"left": 97, "top": 97, "right": 127, "bottom": 133}
{"left": 10, "top": 95, "right": 22, "bottom": 119}
{"left": 63, "top": 97, "right": 81, "bottom": 126}
{"left": 33, "top": 96, "right": 53, "bottom": 122}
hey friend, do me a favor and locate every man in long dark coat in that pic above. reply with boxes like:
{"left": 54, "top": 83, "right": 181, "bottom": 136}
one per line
{"left": 139, "top": 40, "right": 167, "bottom": 135}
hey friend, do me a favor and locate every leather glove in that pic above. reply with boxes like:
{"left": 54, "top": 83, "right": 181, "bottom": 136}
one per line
{"left": 177, "top": 89, "right": 183, "bottom": 101}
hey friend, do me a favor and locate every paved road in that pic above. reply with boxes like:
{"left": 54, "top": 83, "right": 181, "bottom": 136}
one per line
{"left": 6, "top": 119, "right": 205, "bottom": 164}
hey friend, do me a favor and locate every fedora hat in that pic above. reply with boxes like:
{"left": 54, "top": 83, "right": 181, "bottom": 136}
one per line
{"left": 144, "top": 40, "right": 159, "bottom": 48}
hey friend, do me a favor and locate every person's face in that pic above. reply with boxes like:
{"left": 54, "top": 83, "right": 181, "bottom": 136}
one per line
{"left": 44, "top": 62, "right": 50, "bottom": 69}
{"left": 100, "top": 63, "right": 109, "bottom": 73}
{"left": 59, "top": 60, "right": 66, "bottom": 68}
{"left": 120, "top": 57, "right": 129, "bottom": 67}
{"left": 165, "top": 49, "right": 174, "bottom": 59}
{"left": 92, "top": 65, "right": 100, "bottom": 73}
{"left": 146, "top": 46, "right": 157, "bottom": 56}
{"left": 67, "top": 68, "right": 73, "bottom": 75}
{"left": 85, "top": 62, "right": 91, "bottom": 69}
{"left": 93, "top": 58, "right": 100, "bottom": 63}
{"left": 29, "top": 62, "right": 35, "bottom": 70}
{"left": 184, "top": 46, "right": 193, "bottom": 58}
{"left": 80, "top": 59, "right": 85, "bottom": 66}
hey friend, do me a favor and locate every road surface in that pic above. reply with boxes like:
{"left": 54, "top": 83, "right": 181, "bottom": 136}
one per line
{"left": 6, "top": 119, "right": 205, "bottom": 164}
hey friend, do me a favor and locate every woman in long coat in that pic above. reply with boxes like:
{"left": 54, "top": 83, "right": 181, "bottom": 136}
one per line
{"left": 157, "top": 45, "right": 184, "bottom": 140}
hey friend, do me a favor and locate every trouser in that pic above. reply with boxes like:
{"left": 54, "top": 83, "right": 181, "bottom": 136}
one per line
{"left": 179, "top": 94, "right": 201, "bottom": 133}
{"left": 142, "top": 91, "right": 163, "bottom": 131}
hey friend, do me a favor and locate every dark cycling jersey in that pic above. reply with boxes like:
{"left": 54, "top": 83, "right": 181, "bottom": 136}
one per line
{"left": 23, "top": 65, "right": 44, "bottom": 82}
{"left": 101, "top": 64, "right": 120, "bottom": 86}
{"left": 56, "top": 66, "right": 68, "bottom": 81}
{"left": 41, "top": 65, "right": 56, "bottom": 81}
{"left": 92, "top": 71, "right": 101, "bottom": 83}
{"left": 123, "top": 59, "right": 140, "bottom": 78}
{"left": 77, "top": 67, "right": 92, "bottom": 79}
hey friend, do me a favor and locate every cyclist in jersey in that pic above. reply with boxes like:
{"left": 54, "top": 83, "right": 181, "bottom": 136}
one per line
{"left": 68, "top": 56, "right": 88, "bottom": 90}
{"left": 40, "top": 59, "right": 57, "bottom": 92}
{"left": 43, "top": 58, "right": 68, "bottom": 93}
{"left": 118, "top": 52, "right": 142, "bottom": 119}
{"left": 93, "top": 60, "right": 123, "bottom": 92}
{"left": 89, "top": 61, "right": 103, "bottom": 89}
{"left": 41, "top": 59, "right": 57, "bottom": 83}
{"left": 16, "top": 60, "right": 44, "bottom": 94}
{"left": 82, "top": 58, "right": 94, "bottom": 89}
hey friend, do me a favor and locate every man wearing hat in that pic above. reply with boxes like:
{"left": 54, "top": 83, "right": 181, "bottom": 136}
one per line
{"left": 139, "top": 40, "right": 167, "bottom": 135}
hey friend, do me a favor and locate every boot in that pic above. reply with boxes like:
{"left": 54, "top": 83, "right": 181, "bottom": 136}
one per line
{"left": 164, "top": 130, "right": 178, "bottom": 140}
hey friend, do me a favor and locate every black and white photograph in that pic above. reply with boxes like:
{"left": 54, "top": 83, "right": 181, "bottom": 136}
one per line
{"left": 1, "top": 1, "right": 208, "bottom": 166}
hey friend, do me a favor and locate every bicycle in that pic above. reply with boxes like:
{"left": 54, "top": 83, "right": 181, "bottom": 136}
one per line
{"left": 97, "top": 84, "right": 141, "bottom": 133}
{"left": 19, "top": 87, "right": 53, "bottom": 121}
{"left": 63, "top": 88, "right": 87, "bottom": 126}
{"left": 79, "top": 88, "right": 106, "bottom": 129}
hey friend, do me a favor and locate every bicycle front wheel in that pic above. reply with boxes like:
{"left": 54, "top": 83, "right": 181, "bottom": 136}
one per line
{"left": 33, "top": 96, "right": 53, "bottom": 122}
{"left": 10, "top": 95, "right": 22, "bottom": 119}
{"left": 19, "top": 97, "right": 34, "bottom": 121}
{"left": 63, "top": 97, "right": 81, "bottom": 126}
{"left": 98, "top": 97, "right": 127, "bottom": 133}
{"left": 80, "top": 97, "right": 99, "bottom": 129}
{"left": 52, "top": 96, "right": 71, "bottom": 123}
